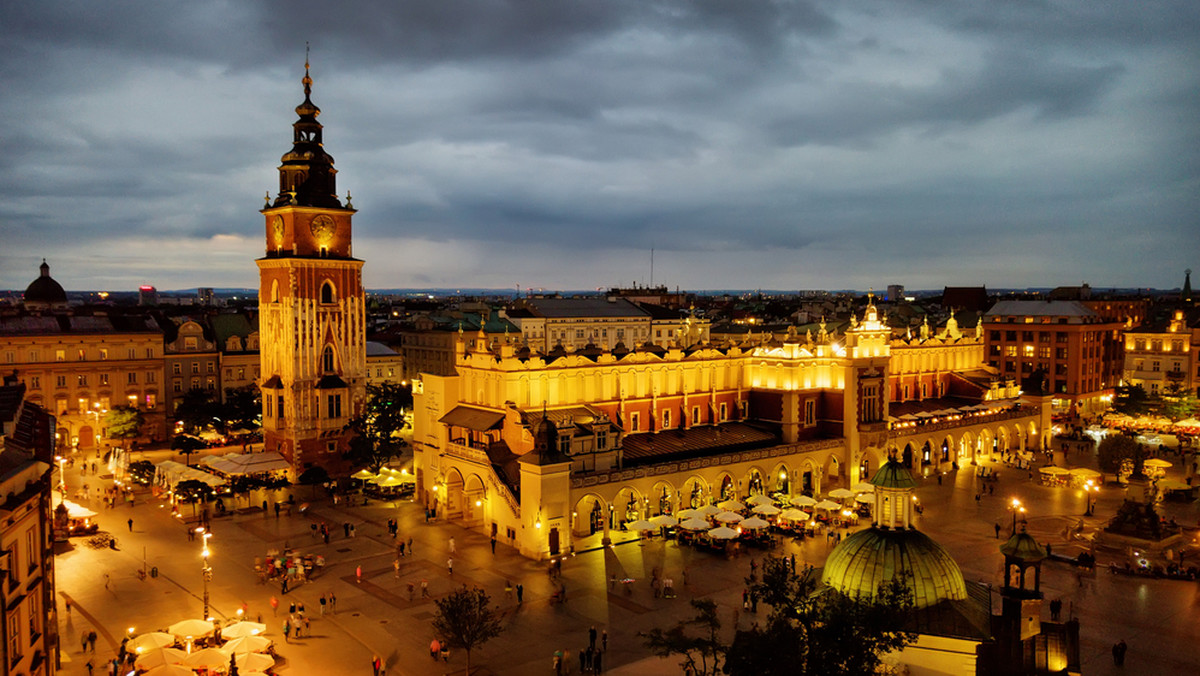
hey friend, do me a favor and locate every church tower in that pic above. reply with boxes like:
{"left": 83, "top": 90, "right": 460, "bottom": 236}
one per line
{"left": 257, "top": 58, "right": 366, "bottom": 476}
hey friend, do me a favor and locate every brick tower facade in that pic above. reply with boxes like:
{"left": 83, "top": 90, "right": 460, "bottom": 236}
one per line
{"left": 257, "top": 59, "right": 365, "bottom": 476}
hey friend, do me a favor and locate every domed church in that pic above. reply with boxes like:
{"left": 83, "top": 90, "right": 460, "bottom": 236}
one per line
{"left": 820, "top": 458, "right": 1081, "bottom": 675}
{"left": 23, "top": 259, "right": 69, "bottom": 311}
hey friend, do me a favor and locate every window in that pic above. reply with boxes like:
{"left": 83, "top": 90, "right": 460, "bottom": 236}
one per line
{"left": 146, "top": 372, "right": 155, "bottom": 384}
{"left": 128, "top": 348, "right": 136, "bottom": 359}
{"left": 321, "top": 281, "right": 336, "bottom": 304}
{"left": 191, "top": 363, "right": 199, "bottom": 375}
{"left": 662, "top": 409, "right": 671, "bottom": 429}
{"left": 173, "top": 363, "right": 181, "bottom": 375}
{"left": 1056, "top": 348, "right": 1067, "bottom": 360}
{"left": 1005, "top": 346, "right": 1017, "bottom": 357}
{"left": 26, "top": 528, "right": 36, "bottom": 573}
{"left": 146, "top": 348, "right": 154, "bottom": 359}
{"left": 4, "top": 351, "right": 13, "bottom": 364}
{"left": 145, "top": 394, "right": 156, "bottom": 409}
{"left": 206, "top": 378, "right": 215, "bottom": 390}
{"left": 805, "top": 399, "right": 816, "bottom": 426}
{"left": 99, "top": 374, "right": 108, "bottom": 386}
{"left": 100, "top": 348, "right": 108, "bottom": 360}
{"left": 277, "top": 395, "right": 285, "bottom": 418}
{"left": 184, "top": 337, "right": 198, "bottom": 350}
{"left": 77, "top": 375, "right": 88, "bottom": 386}
{"left": 55, "top": 349, "right": 65, "bottom": 362}
{"left": 920, "top": 382, "right": 928, "bottom": 398}
{"left": 322, "top": 346, "right": 335, "bottom": 373}
{"left": 558, "top": 435, "right": 571, "bottom": 455}
{"left": 596, "top": 429, "right": 607, "bottom": 450}
{"left": 7, "top": 609, "right": 20, "bottom": 664}
{"left": 29, "top": 376, "right": 39, "bottom": 389}
{"left": 1038, "top": 347, "right": 1050, "bottom": 359}
{"left": 29, "top": 350, "right": 39, "bottom": 362}
{"left": 719, "top": 402, "right": 727, "bottom": 421}
{"left": 128, "top": 373, "right": 137, "bottom": 384}
{"left": 1022, "top": 345, "right": 1034, "bottom": 357}
{"left": 326, "top": 394, "right": 342, "bottom": 418}
{"left": 692, "top": 407, "right": 700, "bottom": 425}
{"left": 631, "top": 412, "right": 640, "bottom": 432}
{"left": 206, "top": 362, "right": 214, "bottom": 374}
{"left": 1005, "top": 331, "right": 1016, "bottom": 341}
{"left": 56, "top": 375, "right": 66, "bottom": 388}
{"left": 1134, "top": 339, "right": 1145, "bottom": 350}
{"left": 27, "top": 589, "right": 39, "bottom": 639}
{"left": 173, "top": 382, "right": 182, "bottom": 393}
{"left": 1152, "top": 361, "right": 1160, "bottom": 372}
{"left": 77, "top": 349, "right": 86, "bottom": 361}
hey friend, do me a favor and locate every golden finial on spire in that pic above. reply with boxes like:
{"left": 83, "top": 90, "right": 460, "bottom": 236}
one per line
{"left": 302, "top": 42, "right": 313, "bottom": 98}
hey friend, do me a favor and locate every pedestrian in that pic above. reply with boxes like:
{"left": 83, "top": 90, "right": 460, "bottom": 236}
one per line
{"left": 275, "top": 502, "right": 281, "bottom": 518}
{"left": 283, "top": 620, "right": 291, "bottom": 642}
{"left": 491, "top": 535, "right": 497, "bottom": 554}
{"left": 449, "top": 536, "right": 456, "bottom": 554}
{"left": 356, "top": 565, "right": 362, "bottom": 584}
{"left": 447, "top": 557, "right": 453, "bottom": 575}
{"left": 589, "top": 625, "right": 597, "bottom": 650}
{"left": 1113, "top": 639, "right": 1127, "bottom": 666}
{"left": 421, "top": 580, "right": 429, "bottom": 598}
{"left": 580, "top": 647, "right": 588, "bottom": 674}
{"left": 408, "top": 536, "right": 413, "bottom": 556}
{"left": 103, "top": 573, "right": 110, "bottom": 589}
{"left": 65, "top": 598, "right": 71, "bottom": 617}
{"left": 601, "top": 629, "right": 607, "bottom": 652}
{"left": 343, "top": 522, "right": 350, "bottom": 537}
{"left": 319, "top": 594, "right": 326, "bottom": 616}
{"left": 373, "top": 655, "right": 382, "bottom": 676}
{"left": 994, "top": 523, "right": 1001, "bottom": 538}
{"left": 751, "top": 591, "right": 758, "bottom": 614}
{"left": 594, "top": 649, "right": 602, "bottom": 673}
{"left": 281, "top": 577, "right": 289, "bottom": 594}
{"left": 350, "top": 523, "right": 356, "bottom": 537}
{"left": 394, "top": 558, "right": 401, "bottom": 578}
{"left": 430, "top": 638, "right": 440, "bottom": 660}
{"left": 80, "top": 630, "right": 88, "bottom": 653}
{"left": 1050, "top": 598, "right": 1062, "bottom": 621}
{"left": 85, "top": 658, "right": 94, "bottom": 675}
{"left": 399, "top": 541, "right": 406, "bottom": 557}
{"left": 329, "top": 592, "right": 336, "bottom": 613}
{"left": 517, "top": 583, "right": 524, "bottom": 604}
{"left": 127, "top": 518, "right": 133, "bottom": 531}
{"left": 408, "top": 582, "right": 416, "bottom": 601}
{"left": 88, "top": 630, "right": 97, "bottom": 652}
{"left": 270, "top": 596, "right": 279, "bottom": 616}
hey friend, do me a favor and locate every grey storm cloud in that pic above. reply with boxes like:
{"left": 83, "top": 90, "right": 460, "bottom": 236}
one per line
{"left": 0, "top": 0, "right": 1197, "bottom": 292}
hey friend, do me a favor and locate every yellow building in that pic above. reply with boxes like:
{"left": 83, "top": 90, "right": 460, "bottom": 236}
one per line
{"left": 1123, "top": 309, "right": 1198, "bottom": 397}
{"left": 414, "top": 298, "right": 1047, "bottom": 560}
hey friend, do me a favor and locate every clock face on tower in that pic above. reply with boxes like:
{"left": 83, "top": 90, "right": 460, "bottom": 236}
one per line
{"left": 310, "top": 215, "right": 336, "bottom": 242}
{"left": 272, "top": 216, "right": 284, "bottom": 245}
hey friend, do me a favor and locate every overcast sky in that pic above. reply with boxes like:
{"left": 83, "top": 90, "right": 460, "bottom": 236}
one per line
{"left": 2, "top": 1, "right": 1197, "bottom": 294}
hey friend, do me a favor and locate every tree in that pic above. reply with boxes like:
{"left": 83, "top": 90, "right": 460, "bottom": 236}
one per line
{"left": 220, "top": 385, "right": 261, "bottom": 433}
{"left": 1162, "top": 383, "right": 1199, "bottom": 422}
{"left": 1113, "top": 384, "right": 1156, "bottom": 418}
{"left": 343, "top": 382, "right": 411, "bottom": 472}
{"left": 641, "top": 599, "right": 726, "bottom": 675}
{"left": 104, "top": 406, "right": 145, "bottom": 448}
{"left": 172, "top": 434, "right": 206, "bottom": 466}
{"left": 298, "top": 466, "right": 330, "bottom": 499}
{"left": 1097, "top": 434, "right": 1143, "bottom": 477}
{"left": 175, "top": 388, "right": 219, "bottom": 434}
{"left": 724, "top": 557, "right": 915, "bottom": 676}
{"left": 432, "top": 586, "right": 504, "bottom": 675}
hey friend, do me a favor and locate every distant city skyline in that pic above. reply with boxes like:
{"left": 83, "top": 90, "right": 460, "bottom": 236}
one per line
{"left": 2, "top": 1, "right": 1197, "bottom": 293}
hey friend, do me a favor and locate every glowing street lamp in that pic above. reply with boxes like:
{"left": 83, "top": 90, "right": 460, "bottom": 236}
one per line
{"left": 54, "top": 455, "right": 66, "bottom": 494}
{"left": 1083, "top": 480, "right": 1098, "bottom": 516}
{"left": 1009, "top": 498, "right": 1027, "bottom": 533}
{"left": 199, "top": 529, "right": 213, "bottom": 619}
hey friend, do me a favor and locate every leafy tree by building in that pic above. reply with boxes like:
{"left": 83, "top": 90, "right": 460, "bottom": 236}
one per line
{"left": 724, "top": 557, "right": 915, "bottom": 676}
{"left": 174, "top": 387, "right": 220, "bottom": 434}
{"left": 1162, "top": 382, "right": 1198, "bottom": 421}
{"left": 171, "top": 434, "right": 206, "bottom": 466}
{"left": 641, "top": 598, "right": 726, "bottom": 675}
{"left": 1097, "top": 433, "right": 1144, "bottom": 478}
{"left": 298, "top": 466, "right": 330, "bottom": 499}
{"left": 103, "top": 405, "right": 145, "bottom": 448}
{"left": 219, "top": 385, "right": 261, "bottom": 433}
{"left": 1113, "top": 384, "right": 1156, "bottom": 418}
{"left": 343, "top": 382, "right": 411, "bottom": 471}
{"left": 432, "top": 585, "right": 504, "bottom": 676}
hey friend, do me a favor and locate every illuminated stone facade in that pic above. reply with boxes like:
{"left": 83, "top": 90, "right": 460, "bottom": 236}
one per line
{"left": 257, "top": 62, "right": 365, "bottom": 476}
{"left": 1123, "top": 309, "right": 1199, "bottom": 397}
{"left": 414, "top": 298, "right": 1047, "bottom": 560}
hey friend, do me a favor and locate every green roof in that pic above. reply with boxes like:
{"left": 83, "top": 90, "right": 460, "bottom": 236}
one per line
{"left": 821, "top": 527, "right": 967, "bottom": 610}
{"left": 999, "top": 530, "right": 1047, "bottom": 562}
{"left": 870, "top": 459, "right": 917, "bottom": 489}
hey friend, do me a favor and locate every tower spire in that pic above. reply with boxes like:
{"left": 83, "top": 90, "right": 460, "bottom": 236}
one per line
{"left": 271, "top": 48, "right": 341, "bottom": 209}
{"left": 303, "top": 42, "right": 312, "bottom": 99}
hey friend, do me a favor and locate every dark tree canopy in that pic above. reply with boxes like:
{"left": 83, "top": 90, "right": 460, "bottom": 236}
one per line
{"left": 220, "top": 385, "right": 261, "bottom": 432}
{"left": 1113, "top": 384, "right": 1156, "bottom": 418}
{"left": 432, "top": 586, "right": 504, "bottom": 675}
{"left": 642, "top": 599, "right": 726, "bottom": 676}
{"left": 1097, "top": 434, "right": 1143, "bottom": 475}
{"left": 343, "top": 382, "right": 411, "bottom": 472}
{"left": 174, "top": 388, "right": 220, "bottom": 434}
{"left": 724, "top": 557, "right": 915, "bottom": 676}
{"left": 171, "top": 433, "right": 206, "bottom": 466}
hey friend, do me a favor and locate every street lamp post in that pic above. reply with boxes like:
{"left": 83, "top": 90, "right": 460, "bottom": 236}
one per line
{"left": 199, "top": 529, "right": 212, "bottom": 619}
{"left": 1009, "top": 498, "right": 1026, "bottom": 534}
{"left": 1083, "top": 481, "right": 1097, "bottom": 516}
{"left": 54, "top": 455, "right": 66, "bottom": 494}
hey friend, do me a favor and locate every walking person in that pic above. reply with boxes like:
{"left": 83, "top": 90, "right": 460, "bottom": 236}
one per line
{"left": 356, "top": 565, "right": 362, "bottom": 584}
{"left": 372, "top": 655, "right": 382, "bottom": 676}
{"left": 127, "top": 518, "right": 133, "bottom": 531}
{"left": 449, "top": 536, "right": 456, "bottom": 554}
{"left": 517, "top": 583, "right": 524, "bottom": 604}
{"left": 318, "top": 593, "right": 326, "bottom": 616}
{"left": 589, "top": 625, "right": 597, "bottom": 650}
{"left": 329, "top": 591, "right": 336, "bottom": 613}
{"left": 447, "top": 557, "right": 453, "bottom": 575}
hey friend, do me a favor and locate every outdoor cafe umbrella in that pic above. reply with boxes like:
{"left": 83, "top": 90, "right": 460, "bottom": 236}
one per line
{"left": 677, "top": 508, "right": 698, "bottom": 520}
{"left": 237, "top": 652, "right": 276, "bottom": 672}
{"left": 780, "top": 508, "right": 809, "bottom": 521}
{"left": 372, "top": 475, "right": 407, "bottom": 488}
{"left": 740, "top": 516, "right": 770, "bottom": 529}
{"left": 746, "top": 494, "right": 775, "bottom": 507}
{"left": 143, "top": 664, "right": 194, "bottom": 676}
{"left": 187, "top": 647, "right": 232, "bottom": 670}
{"left": 1160, "top": 480, "right": 1191, "bottom": 492}
{"left": 707, "top": 526, "right": 740, "bottom": 540}
{"left": 751, "top": 504, "right": 781, "bottom": 516}
{"left": 851, "top": 483, "right": 875, "bottom": 493}
{"left": 128, "top": 632, "right": 176, "bottom": 654}
{"left": 221, "top": 635, "right": 272, "bottom": 654}
{"left": 627, "top": 519, "right": 655, "bottom": 532}
{"left": 1039, "top": 466, "right": 1070, "bottom": 476}
{"left": 1069, "top": 468, "right": 1102, "bottom": 479}
{"left": 134, "top": 647, "right": 188, "bottom": 671}
{"left": 695, "top": 504, "right": 722, "bottom": 517}
{"left": 220, "top": 621, "right": 267, "bottom": 639}
{"left": 650, "top": 514, "right": 679, "bottom": 528}
{"left": 680, "top": 517, "right": 711, "bottom": 531}
{"left": 814, "top": 500, "right": 842, "bottom": 511}
{"left": 828, "top": 488, "right": 854, "bottom": 499}
{"left": 790, "top": 495, "right": 818, "bottom": 507}
{"left": 350, "top": 469, "right": 376, "bottom": 480}
{"left": 718, "top": 499, "right": 746, "bottom": 512}
{"left": 168, "top": 619, "right": 215, "bottom": 638}
{"left": 714, "top": 511, "right": 744, "bottom": 523}
{"left": 855, "top": 493, "right": 874, "bottom": 504}
{"left": 1143, "top": 458, "right": 1172, "bottom": 469}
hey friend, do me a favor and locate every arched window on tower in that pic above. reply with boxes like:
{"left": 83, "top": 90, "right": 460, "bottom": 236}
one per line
{"left": 270, "top": 280, "right": 280, "bottom": 303}
{"left": 320, "top": 281, "right": 335, "bottom": 304}
{"left": 322, "top": 346, "right": 335, "bottom": 373}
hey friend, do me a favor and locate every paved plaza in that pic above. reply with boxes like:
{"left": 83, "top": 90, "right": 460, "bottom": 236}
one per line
{"left": 54, "top": 444, "right": 1200, "bottom": 675}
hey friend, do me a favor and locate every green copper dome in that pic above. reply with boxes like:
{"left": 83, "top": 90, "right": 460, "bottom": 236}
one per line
{"left": 821, "top": 527, "right": 967, "bottom": 610}
{"left": 870, "top": 458, "right": 917, "bottom": 490}
{"left": 1000, "top": 530, "right": 1047, "bottom": 563}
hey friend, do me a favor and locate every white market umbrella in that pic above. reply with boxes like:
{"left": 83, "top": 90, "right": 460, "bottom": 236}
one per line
{"left": 780, "top": 508, "right": 809, "bottom": 521}
{"left": 740, "top": 516, "right": 770, "bottom": 529}
{"left": 828, "top": 488, "right": 854, "bottom": 499}
{"left": 714, "top": 511, "right": 743, "bottom": 523}
{"left": 1039, "top": 466, "right": 1070, "bottom": 475}
{"left": 707, "top": 526, "right": 740, "bottom": 540}
{"left": 851, "top": 483, "right": 875, "bottom": 493}
{"left": 1143, "top": 458, "right": 1172, "bottom": 469}
{"left": 855, "top": 494, "right": 874, "bottom": 504}
{"left": 186, "top": 647, "right": 231, "bottom": 670}
{"left": 168, "top": 619, "right": 215, "bottom": 638}
{"left": 650, "top": 514, "right": 679, "bottom": 528}
{"left": 372, "top": 475, "right": 407, "bottom": 487}
{"left": 134, "top": 647, "right": 188, "bottom": 671}
{"left": 696, "top": 504, "right": 722, "bottom": 517}
{"left": 128, "top": 632, "right": 176, "bottom": 654}
{"left": 790, "top": 495, "right": 818, "bottom": 507}
{"left": 746, "top": 494, "right": 775, "bottom": 506}
{"left": 814, "top": 500, "right": 842, "bottom": 511}
{"left": 676, "top": 508, "right": 698, "bottom": 520}
{"left": 718, "top": 499, "right": 746, "bottom": 512}
{"left": 752, "top": 504, "right": 781, "bottom": 516}
{"left": 350, "top": 469, "right": 376, "bottom": 480}
{"left": 221, "top": 635, "right": 272, "bottom": 654}
{"left": 680, "top": 518, "right": 711, "bottom": 531}
{"left": 237, "top": 652, "right": 276, "bottom": 672}
{"left": 143, "top": 665, "right": 195, "bottom": 676}
{"left": 627, "top": 519, "right": 655, "bottom": 532}
{"left": 1069, "top": 468, "right": 1102, "bottom": 479}
{"left": 220, "top": 621, "right": 267, "bottom": 639}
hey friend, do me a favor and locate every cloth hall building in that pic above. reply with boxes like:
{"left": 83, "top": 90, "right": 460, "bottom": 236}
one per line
{"left": 413, "top": 304, "right": 1050, "bottom": 560}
